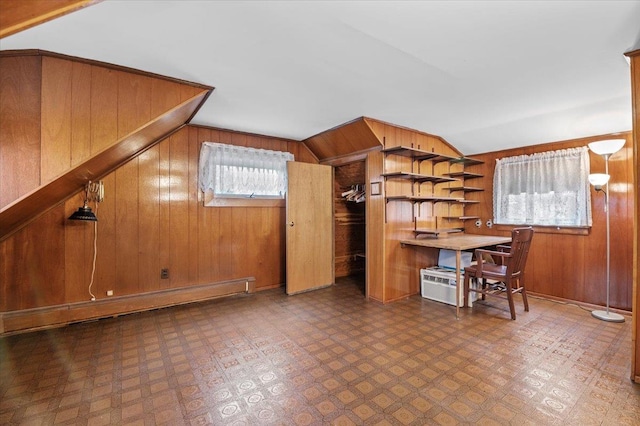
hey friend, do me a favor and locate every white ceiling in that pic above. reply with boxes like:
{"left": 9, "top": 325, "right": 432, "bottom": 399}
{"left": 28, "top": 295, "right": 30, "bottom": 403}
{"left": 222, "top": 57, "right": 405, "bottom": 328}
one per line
{"left": 2, "top": 0, "right": 639, "bottom": 154}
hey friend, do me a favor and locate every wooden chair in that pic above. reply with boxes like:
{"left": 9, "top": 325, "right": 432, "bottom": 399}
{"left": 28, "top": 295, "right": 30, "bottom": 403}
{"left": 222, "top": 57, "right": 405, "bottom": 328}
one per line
{"left": 463, "top": 227, "right": 534, "bottom": 320}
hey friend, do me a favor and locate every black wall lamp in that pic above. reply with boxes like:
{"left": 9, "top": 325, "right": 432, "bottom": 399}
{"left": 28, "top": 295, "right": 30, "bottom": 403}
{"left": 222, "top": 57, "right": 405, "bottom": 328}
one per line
{"left": 68, "top": 180, "right": 104, "bottom": 301}
{"left": 69, "top": 181, "right": 103, "bottom": 221}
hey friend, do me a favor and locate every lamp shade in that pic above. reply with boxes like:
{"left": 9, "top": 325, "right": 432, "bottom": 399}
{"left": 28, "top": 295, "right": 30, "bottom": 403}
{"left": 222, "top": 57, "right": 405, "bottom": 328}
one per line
{"left": 587, "top": 139, "right": 625, "bottom": 156}
{"left": 588, "top": 173, "right": 610, "bottom": 187}
{"left": 68, "top": 205, "right": 97, "bottom": 221}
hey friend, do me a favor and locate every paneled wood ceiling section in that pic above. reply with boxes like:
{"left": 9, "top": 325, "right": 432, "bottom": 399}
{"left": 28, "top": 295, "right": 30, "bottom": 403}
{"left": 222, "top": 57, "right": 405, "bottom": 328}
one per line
{"left": 302, "top": 117, "right": 383, "bottom": 162}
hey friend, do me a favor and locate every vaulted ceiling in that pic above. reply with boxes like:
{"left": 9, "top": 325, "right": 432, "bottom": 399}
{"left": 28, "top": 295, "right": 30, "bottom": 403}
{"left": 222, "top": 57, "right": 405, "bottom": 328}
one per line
{"left": 2, "top": 0, "right": 639, "bottom": 154}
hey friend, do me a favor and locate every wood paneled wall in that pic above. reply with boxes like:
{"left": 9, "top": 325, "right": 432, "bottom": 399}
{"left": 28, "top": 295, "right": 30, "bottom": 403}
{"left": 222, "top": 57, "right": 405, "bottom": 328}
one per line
{"left": 462, "top": 132, "right": 634, "bottom": 311}
{"left": 627, "top": 48, "right": 639, "bottom": 383}
{"left": 0, "top": 55, "right": 41, "bottom": 208}
{"left": 366, "top": 120, "right": 461, "bottom": 302}
{"left": 366, "top": 150, "right": 385, "bottom": 302}
{"left": 0, "top": 54, "right": 206, "bottom": 210}
{"left": 0, "top": 125, "right": 316, "bottom": 316}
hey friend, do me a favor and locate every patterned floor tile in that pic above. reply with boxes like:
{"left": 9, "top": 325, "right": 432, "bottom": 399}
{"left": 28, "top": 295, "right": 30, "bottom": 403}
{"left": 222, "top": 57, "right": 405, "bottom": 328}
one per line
{"left": 0, "top": 276, "right": 637, "bottom": 425}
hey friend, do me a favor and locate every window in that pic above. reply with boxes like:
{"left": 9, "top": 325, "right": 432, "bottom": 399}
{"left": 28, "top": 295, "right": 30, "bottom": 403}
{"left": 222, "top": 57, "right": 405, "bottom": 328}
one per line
{"left": 493, "top": 147, "right": 592, "bottom": 227}
{"left": 198, "top": 142, "right": 294, "bottom": 200}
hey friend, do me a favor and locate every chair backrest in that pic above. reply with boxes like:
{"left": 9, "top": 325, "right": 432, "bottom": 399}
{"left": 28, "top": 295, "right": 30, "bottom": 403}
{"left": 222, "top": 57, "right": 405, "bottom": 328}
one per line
{"left": 505, "top": 227, "right": 534, "bottom": 277}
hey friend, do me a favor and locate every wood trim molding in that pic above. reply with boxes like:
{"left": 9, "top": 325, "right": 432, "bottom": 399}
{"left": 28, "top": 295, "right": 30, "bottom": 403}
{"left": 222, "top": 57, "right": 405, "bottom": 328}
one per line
{"left": 203, "top": 192, "right": 286, "bottom": 208}
{"left": 320, "top": 146, "right": 382, "bottom": 166}
{"left": 188, "top": 123, "right": 301, "bottom": 144}
{"left": 0, "top": 49, "right": 214, "bottom": 91}
{"left": 527, "top": 292, "right": 632, "bottom": 315}
{"left": 0, "top": 0, "right": 101, "bottom": 39}
{"left": 476, "top": 131, "right": 631, "bottom": 158}
{"left": 629, "top": 47, "right": 639, "bottom": 383}
{"left": 625, "top": 49, "right": 640, "bottom": 58}
{"left": 0, "top": 277, "right": 256, "bottom": 335}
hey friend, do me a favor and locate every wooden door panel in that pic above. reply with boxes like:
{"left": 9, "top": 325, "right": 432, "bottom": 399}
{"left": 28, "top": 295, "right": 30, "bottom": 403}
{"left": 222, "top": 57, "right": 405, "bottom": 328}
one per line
{"left": 286, "top": 162, "right": 334, "bottom": 294}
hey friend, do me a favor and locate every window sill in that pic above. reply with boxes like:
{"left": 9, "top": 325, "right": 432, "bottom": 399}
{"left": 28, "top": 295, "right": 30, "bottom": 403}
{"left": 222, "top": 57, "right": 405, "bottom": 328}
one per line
{"left": 494, "top": 224, "right": 589, "bottom": 236}
{"left": 203, "top": 192, "right": 285, "bottom": 208}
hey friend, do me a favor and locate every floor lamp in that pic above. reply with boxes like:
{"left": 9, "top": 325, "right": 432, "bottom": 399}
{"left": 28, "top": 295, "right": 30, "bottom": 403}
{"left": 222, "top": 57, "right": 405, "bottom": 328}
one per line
{"left": 587, "top": 139, "right": 625, "bottom": 323}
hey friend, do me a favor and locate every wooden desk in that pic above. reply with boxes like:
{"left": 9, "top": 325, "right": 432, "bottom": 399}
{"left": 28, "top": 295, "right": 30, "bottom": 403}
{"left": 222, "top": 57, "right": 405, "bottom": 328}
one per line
{"left": 400, "top": 234, "right": 512, "bottom": 318}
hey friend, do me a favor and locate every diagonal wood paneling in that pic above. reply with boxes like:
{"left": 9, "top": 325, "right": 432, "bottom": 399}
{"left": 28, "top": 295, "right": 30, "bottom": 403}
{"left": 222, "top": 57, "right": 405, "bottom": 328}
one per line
{"left": 0, "top": 92, "right": 209, "bottom": 242}
{"left": 0, "top": 50, "right": 213, "bottom": 242}
{"left": 302, "top": 117, "right": 382, "bottom": 161}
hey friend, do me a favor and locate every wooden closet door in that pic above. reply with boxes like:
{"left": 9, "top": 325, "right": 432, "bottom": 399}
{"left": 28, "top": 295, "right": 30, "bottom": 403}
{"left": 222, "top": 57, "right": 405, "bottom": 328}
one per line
{"left": 286, "top": 162, "right": 334, "bottom": 294}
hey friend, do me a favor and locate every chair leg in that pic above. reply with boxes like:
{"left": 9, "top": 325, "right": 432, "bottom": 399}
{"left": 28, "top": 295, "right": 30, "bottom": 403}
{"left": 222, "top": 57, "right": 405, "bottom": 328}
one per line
{"left": 481, "top": 278, "right": 486, "bottom": 301}
{"left": 463, "top": 273, "right": 470, "bottom": 308}
{"left": 520, "top": 277, "right": 529, "bottom": 312}
{"left": 505, "top": 279, "right": 516, "bottom": 320}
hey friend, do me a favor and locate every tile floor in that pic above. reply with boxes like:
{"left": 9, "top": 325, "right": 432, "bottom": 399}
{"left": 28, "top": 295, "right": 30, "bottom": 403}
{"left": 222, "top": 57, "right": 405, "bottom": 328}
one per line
{"left": 1, "top": 277, "right": 638, "bottom": 425}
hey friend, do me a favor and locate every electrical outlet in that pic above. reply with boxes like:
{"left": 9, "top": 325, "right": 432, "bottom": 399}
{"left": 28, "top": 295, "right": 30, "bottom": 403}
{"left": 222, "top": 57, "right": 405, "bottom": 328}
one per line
{"left": 161, "top": 268, "right": 169, "bottom": 279}
{"left": 106, "top": 290, "right": 113, "bottom": 296}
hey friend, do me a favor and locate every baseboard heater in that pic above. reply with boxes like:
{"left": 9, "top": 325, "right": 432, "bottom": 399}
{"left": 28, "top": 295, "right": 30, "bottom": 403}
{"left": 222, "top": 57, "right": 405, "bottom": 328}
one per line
{"left": 0, "top": 277, "right": 256, "bottom": 336}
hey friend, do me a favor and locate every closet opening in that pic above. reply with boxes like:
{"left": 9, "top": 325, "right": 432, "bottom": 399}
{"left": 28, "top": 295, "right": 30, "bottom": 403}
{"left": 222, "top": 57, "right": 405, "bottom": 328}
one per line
{"left": 334, "top": 160, "right": 366, "bottom": 295}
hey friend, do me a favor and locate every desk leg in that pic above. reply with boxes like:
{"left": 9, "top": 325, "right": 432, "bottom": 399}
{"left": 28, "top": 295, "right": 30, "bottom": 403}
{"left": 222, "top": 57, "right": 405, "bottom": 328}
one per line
{"left": 455, "top": 250, "right": 461, "bottom": 319}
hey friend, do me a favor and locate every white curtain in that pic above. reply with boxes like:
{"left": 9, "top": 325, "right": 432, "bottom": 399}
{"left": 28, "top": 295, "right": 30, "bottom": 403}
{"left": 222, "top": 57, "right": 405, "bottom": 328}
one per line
{"left": 199, "top": 142, "right": 294, "bottom": 198}
{"left": 493, "top": 147, "right": 592, "bottom": 227}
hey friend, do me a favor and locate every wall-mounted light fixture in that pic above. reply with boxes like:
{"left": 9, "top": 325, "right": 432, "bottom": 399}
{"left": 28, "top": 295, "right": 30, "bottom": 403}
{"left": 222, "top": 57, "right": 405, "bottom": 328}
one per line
{"left": 587, "top": 139, "right": 625, "bottom": 323}
{"left": 588, "top": 173, "right": 610, "bottom": 193}
{"left": 68, "top": 181, "right": 104, "bottom": 301}
{"left": 69, "top": 181, "right": 104, "bottom": 221}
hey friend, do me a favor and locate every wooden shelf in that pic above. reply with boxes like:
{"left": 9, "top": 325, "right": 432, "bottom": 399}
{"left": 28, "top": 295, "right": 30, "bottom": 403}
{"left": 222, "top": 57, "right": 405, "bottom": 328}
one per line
{"left": 430, "top": 153, "right": 461, "bottom": 164}
{"left": 445, "top": 186, "right": 483, "bottom": 193}
{"left": 382, "top": 145, "right": 484, "bottom": 231}
{"left": 449, "top": 156, "right": 484, "bottom": 166}
{"left": 386, "top": 195, "right": 465, "bottom": 203}
{"left": 451, "top": 199, "right": 480, "bottom": 204}
{"left": 381, "top": 146, "right": 483, "bottom": 166}
{"left": 381, "top": 171, "right": 458, "bottom": 184}
{"left": 381, "top": 145, "right": 439, "bottom": 161}
{"left": 444, "top": 171, "right": 484, "bottom": 179}
{"left": 413, "top": 228, "right": 463, "bottom": 236}
{"left": 442, "top": 216, "right": 480, "bottom": 220}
